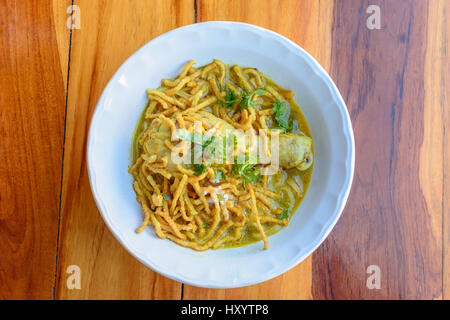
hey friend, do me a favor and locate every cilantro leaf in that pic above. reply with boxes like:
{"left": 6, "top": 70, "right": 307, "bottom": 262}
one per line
{"left": 240, "top": 88, "right": 265, "bottom": 109}
{"left": 202, "top": 136, "right": 217, "bottom": 159}
{"left": 218, "top": 86, "right": 238, "bottom": 108}
{"left": 254, "top": 88, "right": 266, "bottom": 95}
{"left": 278, "top": 209, "right": 289, "bottom": 220}
{"left": 193, "top": 164, "right": 207, "bottom": 176}
{"left": 202, "top": 136, "right": 216, "bottom": 150}
{"left": 176, "top": 130, "right": 217, "bottom": 156}
{"left": 231, "top": 157, "right": 261, "bottom": 185}
{"left": 272, "top": 99, "right": 293, "bottom": 133}
{"left": 163, "top": 193, "right": 170, "bottom": 201}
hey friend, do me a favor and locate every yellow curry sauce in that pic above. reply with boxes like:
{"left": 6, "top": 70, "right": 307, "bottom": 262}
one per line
{"left": 130, "top": 60, "right": 313, "bottom": 250}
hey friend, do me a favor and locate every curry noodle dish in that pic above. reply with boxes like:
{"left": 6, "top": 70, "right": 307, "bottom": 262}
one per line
{"left": 129, "top": 60, "right": 313, "bottom": 250}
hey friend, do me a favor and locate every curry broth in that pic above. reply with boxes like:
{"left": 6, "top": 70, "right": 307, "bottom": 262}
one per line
{"left": 130, "top": 61, "right": 313, "bottom": 250}
{"left": 216, "top": 96, "right": 313, "bottom": 248}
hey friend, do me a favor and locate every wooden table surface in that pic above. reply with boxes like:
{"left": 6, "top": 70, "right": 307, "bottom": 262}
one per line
{"left": 0, "top": 0, "right": 448, "bottom": 300}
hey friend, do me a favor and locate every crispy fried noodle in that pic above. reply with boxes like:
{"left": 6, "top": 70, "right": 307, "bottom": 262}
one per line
{"left": 129, "top": 60, "right": 314, "bottom": 251}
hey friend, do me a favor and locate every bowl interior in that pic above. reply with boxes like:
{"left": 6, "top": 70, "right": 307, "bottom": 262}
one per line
{"left": 88, "top": 22, "right": 353, "bottom": 288}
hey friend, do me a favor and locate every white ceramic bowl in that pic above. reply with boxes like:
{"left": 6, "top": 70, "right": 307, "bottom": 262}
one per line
{"left": 87, "top": 21, "right": 354, "bottom": 288}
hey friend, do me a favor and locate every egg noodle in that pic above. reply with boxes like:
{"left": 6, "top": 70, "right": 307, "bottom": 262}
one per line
{"left": 129, "top": 60, "right": 313, "bottom": 250}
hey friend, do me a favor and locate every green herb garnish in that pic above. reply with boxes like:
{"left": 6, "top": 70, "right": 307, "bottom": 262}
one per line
{"left": 193, "top": 163, "right": 207, "bottom": 176}
{"left": 273, "top": 99, "right": 293, "bottom": 132}
{"left": 163, "top": 193, "right": 170, "bottom": 201}
{"left": 218, "top": 86, "right": 238, "bottom": 108}
{"left": 231, "top": 157, "right": 261, "bottom": 185}
{"left": 273, "top": 99, "right": 293, "bottom": 133}
{"left": 278, "top": 209, "right": 289, "bottom": 220}
{"left": 202, "top": 136, "right": 216, "bottom": 150}
{"left": 240, "top": 88, "right": 265, "bottom": 109}
{"left": 176, "top": 130, "right": 217, "bottom": 158}
{"left": 177, "top": 130, "right": 216, "bottom": 148}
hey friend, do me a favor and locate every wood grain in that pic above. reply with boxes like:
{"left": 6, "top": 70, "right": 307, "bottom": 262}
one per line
{"left": 1, "top": 0, "right": 447, "bottom": 300}
{"left": 52, "top": 0, "right": 72, "bottom": 90}
{"left": 183, "top": 0, "right": 334, "bottom": 300}
{"left": 54, "top": 0, "right": 194, "bottom": 299}
{"left": 312, "top": 0, "right": 442, "bottom": 299}
{"left": 426, "top": 0, "right": 450, "bottom": 299}
{"left": 0, "top": 0, "right": 68, "bottom": 299}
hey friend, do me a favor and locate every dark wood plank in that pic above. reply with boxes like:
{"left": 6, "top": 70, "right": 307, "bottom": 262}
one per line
{"left": 0, "top": 0, "right": 67, "bottom": 299}
{"left": 312, "top": 0, "right": 442, "bottom": 299}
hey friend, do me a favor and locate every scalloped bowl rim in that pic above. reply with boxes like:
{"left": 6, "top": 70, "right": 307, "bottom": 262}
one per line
{"left": 87, "top": 21, "right": 355, "bottom": 288}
